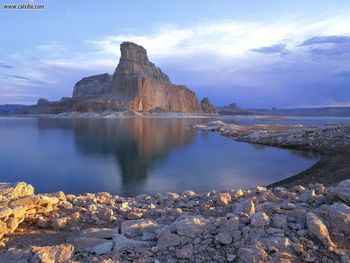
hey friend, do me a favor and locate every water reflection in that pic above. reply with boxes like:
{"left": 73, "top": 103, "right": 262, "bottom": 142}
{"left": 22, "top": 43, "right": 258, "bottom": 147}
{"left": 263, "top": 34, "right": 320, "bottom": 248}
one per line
{"left": 0, "top": 117, "right": 319, "bottom": 195}
{"left": 37, "top": 118, "right": 197, "bottom": 190}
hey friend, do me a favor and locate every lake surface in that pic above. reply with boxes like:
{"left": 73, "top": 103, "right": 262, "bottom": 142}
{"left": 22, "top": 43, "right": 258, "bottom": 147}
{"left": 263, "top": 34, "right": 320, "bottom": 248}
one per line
{"left": 0, "top": 117, "right": 319, "bottom": 195}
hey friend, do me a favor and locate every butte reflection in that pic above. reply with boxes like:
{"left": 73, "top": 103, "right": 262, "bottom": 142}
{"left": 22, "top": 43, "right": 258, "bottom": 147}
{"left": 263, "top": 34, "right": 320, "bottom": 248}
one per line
{"left": 37, "top": 118, "right": 197, "bottom": 191}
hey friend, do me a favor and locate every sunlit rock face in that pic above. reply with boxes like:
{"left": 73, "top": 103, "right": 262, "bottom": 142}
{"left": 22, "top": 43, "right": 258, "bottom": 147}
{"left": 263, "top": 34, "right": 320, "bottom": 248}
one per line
{"left": 108, "top": 42, "right": 203, "bottom": 113}
{"left": 71, "top": 42, "right": 207, "bottom": 113}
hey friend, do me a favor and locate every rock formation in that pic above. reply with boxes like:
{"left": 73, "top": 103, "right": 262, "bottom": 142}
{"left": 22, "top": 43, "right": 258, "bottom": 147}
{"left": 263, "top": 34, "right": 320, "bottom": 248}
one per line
{"left": 19, "top": 42, "right": 216, "bottom": 115}
{"left": 71, "top": 42, "right": 208, "bottom": 113}
{"left": 200, "top": 97, "right": 217, "bottom": 114}
{"left": 216, "top": 102, "right": 258, "bottom": 115}
{"left": 73, "top": 73, "right": 112, "bottom": 99}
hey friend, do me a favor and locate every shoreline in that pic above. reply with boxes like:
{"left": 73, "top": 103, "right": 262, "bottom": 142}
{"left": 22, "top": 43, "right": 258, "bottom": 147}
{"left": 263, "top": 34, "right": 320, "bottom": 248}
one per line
{"left": 0, "top": 122, "right": 349, "bottom": 261}
{"left": 194, "top": 121, "right": 350, "bottom": 188}
{"left": 0, "top": 180, "right": 349, "bottom": 262}
{"left": 0, "top": 111, "right": 220, "bottom": 119}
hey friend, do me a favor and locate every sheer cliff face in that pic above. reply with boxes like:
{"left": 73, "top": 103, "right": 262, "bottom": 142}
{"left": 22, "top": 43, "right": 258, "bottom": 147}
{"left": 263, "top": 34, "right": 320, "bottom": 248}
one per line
{"left": 70, "top": 42, "right": 216, "bottom": 113}
{"left": 108, "top": 42, "right": 203, "bottom": 113}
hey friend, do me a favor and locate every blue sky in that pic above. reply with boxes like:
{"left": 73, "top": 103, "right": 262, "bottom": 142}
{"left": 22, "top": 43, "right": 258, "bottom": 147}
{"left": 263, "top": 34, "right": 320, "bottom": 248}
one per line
{"left": 1, "top": 0, "right": 350, "bottom": 107}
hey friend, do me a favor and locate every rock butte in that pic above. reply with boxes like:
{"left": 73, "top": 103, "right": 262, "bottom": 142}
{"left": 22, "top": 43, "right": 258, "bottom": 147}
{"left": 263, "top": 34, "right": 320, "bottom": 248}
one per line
{"left": 29, "top": 42, "right": 217, "bottom": 115}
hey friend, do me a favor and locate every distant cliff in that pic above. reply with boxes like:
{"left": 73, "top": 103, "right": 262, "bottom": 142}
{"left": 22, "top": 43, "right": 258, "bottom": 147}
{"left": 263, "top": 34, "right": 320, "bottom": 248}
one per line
{"left": 216, "top": 103, "right": 258, "bottom": 115}
{"left": 0, "top": 104, "right": 26, "bottom": 114}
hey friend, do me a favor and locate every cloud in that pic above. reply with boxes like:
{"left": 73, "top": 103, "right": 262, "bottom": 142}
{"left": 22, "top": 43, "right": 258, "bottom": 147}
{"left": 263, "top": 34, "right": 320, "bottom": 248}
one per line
{"left": 250, "top": 43, "right": 289, "bottom": 55}
{"left": 299, "top": 35, "right": 350, "bottom": 46}
{"left": 5, "top": 74, "right": 32, "bottom": 81}
{"left": 0, "top": 62, "right": 12, "bottom": 68}
{"left": 1, "top": 13, "right": 350, "bottom": 106}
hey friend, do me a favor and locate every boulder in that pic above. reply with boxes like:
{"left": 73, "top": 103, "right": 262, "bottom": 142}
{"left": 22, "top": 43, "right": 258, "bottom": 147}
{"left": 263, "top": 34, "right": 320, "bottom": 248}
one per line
{"left": 174, "top": 215, "right": 208, "bottom": 238}
{"left": 113, "top": 234, "right": 153, "bottom": 252}
{"left": 236, "top": 198, "right": 255, "bottom": 216}
{"left": 121, "top": 219, "right": 160, "bottom": 238}
{"left": 157, "top": 230, "right": 181, "bottom": 247}
{"left": 328, "top": 202, "right": 350, "bottom": 235}
{"left": 333, "top": 179, "right": 350, "bottom": 204}
{"left": 306, "top": 212, "right": 335, "bottom": 249}
{"left": 176, "top": 244, "right": 193, "bottom": 259}
{"left": 31, "top": 244, "right": 74, "bottom": 263}
{"left": 0, "top": 182, "right": 34, "bottom": 201}
{"left": 250, "top": 212, "right": 270, "bottom": 228}
{"left": 237, "top": 245, "right": 269, "bottom": 263}
{"left": 215, "top": 192, "right": 232, "bottom": 206}
{"left": 215, "top": 232, "right": 232, "bottom": 245}
{"left": 272, "top": 214, "right": 288, "bottom": 229}
{"left": 70, "top": 237, "right": 113, "bottom": 255}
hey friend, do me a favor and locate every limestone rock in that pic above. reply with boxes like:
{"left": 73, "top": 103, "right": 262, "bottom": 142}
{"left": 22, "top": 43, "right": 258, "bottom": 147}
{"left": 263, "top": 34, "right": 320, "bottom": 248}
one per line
{"left": 236, "top": 199, "right": 255, "bottom": 216}
{"left": 89, "top": 241, "right": 113, "bottom": 255}
{"left": 71, "top": 237, "right": 113, "bottom": 254}
{"left": 0, "top": 182, "right": 34, "bottom": 201}
{"left": 334, "top": 179, "right": 350, "bottom": 204}
{"left": 237, "top": 245, "right": 269, "bottom": 263}
{"left": 215, "top": 232, "right": 232, "bottom": 245}
{"left": 272, "top": 214, "right": 288, "bottom": 229}
{"left": 157, "top": 231, "right": 181, "bottom": 247}
{"left": 51, "top": 218, "right": 67, "bottom": 230}
{"left": 201, "top": 97, "right": 217, "bottom": 114}
{"left": 306, "top": 212, "right": 335, "bottom": 249}
{"left": 174, "top": 215, "right": 208, "bottom": 238}
{"left": 250, "top": 212, "right": 270, "bottom": 228}
{"left": 113, "top": 234, "right": 153, "bottom": 252}
{"left": 215, "top": 192, "right": 232, "bottom": 206}
{"left": 31, "top": 244, "right": 74, "bottom": 263}
{"left": 176, "top": 244, "right": 193, "bottom": 259}
{"left": 328, "top": 203, "right": 350, "bottom": 235}
{"left": 121, "top": 219, "right": 160, "bottom": 238}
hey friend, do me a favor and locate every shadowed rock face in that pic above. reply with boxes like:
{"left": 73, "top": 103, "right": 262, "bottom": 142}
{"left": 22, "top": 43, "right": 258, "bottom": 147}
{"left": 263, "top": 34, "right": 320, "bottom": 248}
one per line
{"left": 73, "top": 73, "right": 112, "bottom": 99}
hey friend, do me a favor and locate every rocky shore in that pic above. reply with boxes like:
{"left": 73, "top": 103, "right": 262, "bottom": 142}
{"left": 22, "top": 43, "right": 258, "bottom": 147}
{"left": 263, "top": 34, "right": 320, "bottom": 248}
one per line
{"left": 1, "top": 122, "right": 349, "bottom": 262}
{"left": 194, "top": 122, "right": 350, "bottom": 187}
{"left": 0, "top": 180, "right": 350, "bottom": 262}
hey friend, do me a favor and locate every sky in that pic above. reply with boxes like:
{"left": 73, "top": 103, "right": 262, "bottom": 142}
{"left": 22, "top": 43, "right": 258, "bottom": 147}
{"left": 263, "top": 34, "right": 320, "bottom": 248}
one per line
{"left": 1, "top": 0, "right": 350, "bottom": 108}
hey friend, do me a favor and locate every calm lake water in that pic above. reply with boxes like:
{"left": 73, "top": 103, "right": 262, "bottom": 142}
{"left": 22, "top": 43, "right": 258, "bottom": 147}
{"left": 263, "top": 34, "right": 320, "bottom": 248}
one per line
{"left": 0, "top": 117, "right": 319, "bottom": 195}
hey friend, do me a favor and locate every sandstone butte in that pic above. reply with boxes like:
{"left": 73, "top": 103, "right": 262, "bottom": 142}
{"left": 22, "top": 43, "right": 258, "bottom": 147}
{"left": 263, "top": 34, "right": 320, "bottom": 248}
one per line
{"left": 28, "top": 42, "right": 217, "bottom": 115}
